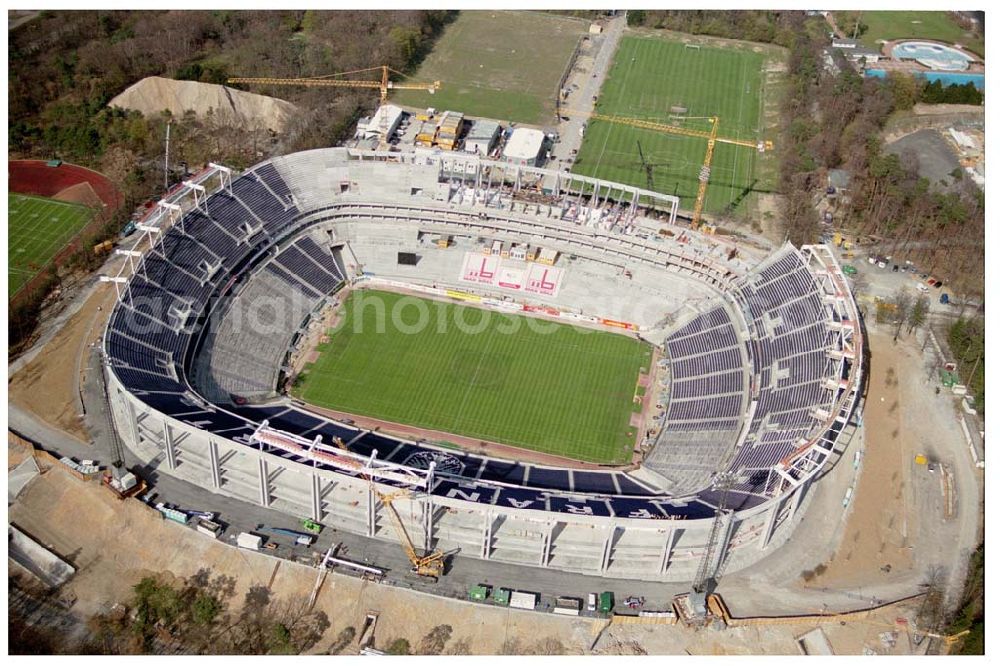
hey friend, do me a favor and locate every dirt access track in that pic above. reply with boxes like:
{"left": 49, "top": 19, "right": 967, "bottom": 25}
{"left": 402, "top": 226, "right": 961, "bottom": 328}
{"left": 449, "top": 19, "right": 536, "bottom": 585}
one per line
{"left": 9, "top": 281, "right": 116, "bottom": 442}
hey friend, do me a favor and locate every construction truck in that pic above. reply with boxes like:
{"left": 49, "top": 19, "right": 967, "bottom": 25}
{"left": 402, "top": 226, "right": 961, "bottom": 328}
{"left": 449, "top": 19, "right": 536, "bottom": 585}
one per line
{"left": 256, "top": 525, "right": 316, "bottom": 546}
{"left": 301, "top": 518, "right": 323, "bottom": 534}
{"left": 102, "top": 470, "right": 147, "bottom": 500}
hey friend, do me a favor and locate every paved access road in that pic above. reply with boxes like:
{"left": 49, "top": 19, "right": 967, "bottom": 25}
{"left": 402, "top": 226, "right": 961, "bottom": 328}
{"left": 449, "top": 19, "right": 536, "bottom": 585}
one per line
{"left": 549, "top": 13, "right": 627, "bottom": 169}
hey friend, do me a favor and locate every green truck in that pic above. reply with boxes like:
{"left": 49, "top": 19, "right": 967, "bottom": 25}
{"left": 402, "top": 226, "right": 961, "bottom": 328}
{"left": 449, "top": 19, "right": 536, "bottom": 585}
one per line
{"left": 598, "top": 591, "right": 614, "bottom": 615}
{"left": 469, "top": 584, "right": 491, "bottom": 602}
{"left": 493, "top": 588, "right": 511, "bottom": 606}
{"left": 301, "top": 518, "right": 322, "bottom": 534}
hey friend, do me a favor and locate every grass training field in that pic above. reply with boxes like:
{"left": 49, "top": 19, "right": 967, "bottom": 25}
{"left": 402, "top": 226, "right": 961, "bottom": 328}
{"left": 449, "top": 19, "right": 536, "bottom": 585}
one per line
{"left": 392, "top": 11, "right": 585, "bottom": 125}
{"left": 8, "top": 193, "right": 95, "bottom": 298}
{"left": 835, "top": 11, "right": 984, "bottom": 57}
{"left": 573, "top": 34, "right": 766, "bottom": 216}
{"left": 295, "top": 290, "right": 652, "bottom": 464}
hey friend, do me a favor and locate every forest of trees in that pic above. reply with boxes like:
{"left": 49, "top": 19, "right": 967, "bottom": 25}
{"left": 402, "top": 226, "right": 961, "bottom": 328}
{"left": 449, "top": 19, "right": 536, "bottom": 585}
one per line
{"left": 919, "top": 80, "right": 983, "bottom": 105}
{"left": 8, "top": 10, "right": 455, "bottom": 352}
{"left": 9, "top": 10, "right": 454, "bottom": 167}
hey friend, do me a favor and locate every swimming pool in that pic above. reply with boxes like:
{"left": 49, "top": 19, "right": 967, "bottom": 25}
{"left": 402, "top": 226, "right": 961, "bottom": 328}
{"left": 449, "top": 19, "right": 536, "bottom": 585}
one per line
{"left": 892, "top": 41, "right": 974, "bottom": 71}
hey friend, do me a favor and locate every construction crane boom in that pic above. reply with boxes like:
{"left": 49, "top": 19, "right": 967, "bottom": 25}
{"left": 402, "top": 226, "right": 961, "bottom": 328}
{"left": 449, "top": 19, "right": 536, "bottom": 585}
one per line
{"left": 693, "top": 472, "right": 734, "bottom": 595}
{"left": 330, "top": 436, "right": 444, "bottom": 579}
{"left": 565, "top": 108, "right": 772, "bottom": 228}
{"left": 376, "top": 489, "right": 445, "bottom": 579}
{"left": 227, "top": 65, "right": 440, "bottom": 105}
{"left": 588, "top": 111, "right": 772, "bottom": 150}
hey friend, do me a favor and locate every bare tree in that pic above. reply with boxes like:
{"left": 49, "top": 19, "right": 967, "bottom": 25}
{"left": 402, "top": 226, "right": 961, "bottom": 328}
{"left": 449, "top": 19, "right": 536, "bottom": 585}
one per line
{"left": 892, "top": 288, "right": 912, "bottom": 342}
{"left": 908, "top": 295, "right": 929, "bottom": 335}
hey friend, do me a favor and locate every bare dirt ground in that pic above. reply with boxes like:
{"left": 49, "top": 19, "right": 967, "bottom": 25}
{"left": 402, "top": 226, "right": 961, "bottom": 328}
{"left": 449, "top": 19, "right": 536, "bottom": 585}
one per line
{"left": 9, "top": 432, "right": 34, "bottom": 469}
{"left": 8, "top": 452, "right": 929, "bottom": 655}
{"left": 52, "top": 181, "right": 104, "bottom": 208}
{"left": 910, "top": 103, "right": 984, "bottom": 116}
{"left": 9, "top": 282, "right": 116, "bottom": 442}
{"left": 594, "top": 597, "right": 925, "bottom": 656}
{"left": 814, "top": 330, "right": 913, "bottom": 587}
{"left": 109, "top": 77, "right": 296, "bottom": 133}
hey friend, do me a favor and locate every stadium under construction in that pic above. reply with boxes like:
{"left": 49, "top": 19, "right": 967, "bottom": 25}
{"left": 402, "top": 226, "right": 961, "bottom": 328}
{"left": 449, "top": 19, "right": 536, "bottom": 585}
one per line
{"left": 101, "top": 148, "right": 863, "bottom": 582}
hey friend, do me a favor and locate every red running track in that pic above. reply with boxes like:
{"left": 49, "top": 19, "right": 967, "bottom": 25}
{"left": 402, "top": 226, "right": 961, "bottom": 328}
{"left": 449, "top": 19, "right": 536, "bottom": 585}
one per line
{"left": 9, "top": 160, "right": 124, "bottom": 211}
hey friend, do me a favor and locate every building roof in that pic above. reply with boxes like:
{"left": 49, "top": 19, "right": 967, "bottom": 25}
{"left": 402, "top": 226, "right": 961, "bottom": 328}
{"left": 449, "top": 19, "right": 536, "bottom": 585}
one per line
{"left": 828, "top": 169, "right": 851, "bottom": 189}
{"left": 467, "top": 119, "right": 501, "bottom": 142}
{"left": 367, "top": 104, "right": 404, "bottom": 135}
{"left": 831, "top": 38, "right": 860, "bottom": 48}
{"left": 846, "top": 47, "right": 882, "bottom": 58}
{"left": 503, "top": 127, "right": 545, "bottom": 161}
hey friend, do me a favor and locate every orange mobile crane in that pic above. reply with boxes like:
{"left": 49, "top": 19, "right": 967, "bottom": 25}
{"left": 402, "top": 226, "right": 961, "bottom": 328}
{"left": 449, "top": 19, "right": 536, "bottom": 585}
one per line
{"left": 330, "top": 437, "right": 445, "bottom": 579}
{"left": 565, "top": 109, "right": 773, "bottom": 228}
{"left": 373, "top": 488, "right": 446, "bottom": 580}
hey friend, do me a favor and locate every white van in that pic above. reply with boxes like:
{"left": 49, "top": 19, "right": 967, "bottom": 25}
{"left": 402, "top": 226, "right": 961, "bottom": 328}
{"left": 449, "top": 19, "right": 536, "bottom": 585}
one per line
{"left": 587, "top": 593, "right": 597, "bottom": 612}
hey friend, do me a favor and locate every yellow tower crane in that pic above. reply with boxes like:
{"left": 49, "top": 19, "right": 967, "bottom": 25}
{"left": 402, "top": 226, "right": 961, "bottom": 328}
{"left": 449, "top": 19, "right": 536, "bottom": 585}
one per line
{"left": 565, "top": 109, "right": 773, "bottom": 228}
{"left": 227, "top": 65, "right": 440, "bottom": 105}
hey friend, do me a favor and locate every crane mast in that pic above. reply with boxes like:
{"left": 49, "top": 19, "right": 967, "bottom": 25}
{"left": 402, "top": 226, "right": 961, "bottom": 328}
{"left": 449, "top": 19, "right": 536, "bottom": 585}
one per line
{"left": 567, "top": 108, "right": 772, "bottom": 228}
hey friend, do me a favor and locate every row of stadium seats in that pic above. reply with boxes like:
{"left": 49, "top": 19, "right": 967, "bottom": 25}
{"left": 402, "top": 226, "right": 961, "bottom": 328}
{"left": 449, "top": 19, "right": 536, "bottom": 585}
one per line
{"left": 196, "top": 237, "right": 346, "bottom": 400}
{"left": 107, "top": 167, "right": 304, "bottom": 396}
{"left": 646, "top": 245, "right": 841, "bottom": 504}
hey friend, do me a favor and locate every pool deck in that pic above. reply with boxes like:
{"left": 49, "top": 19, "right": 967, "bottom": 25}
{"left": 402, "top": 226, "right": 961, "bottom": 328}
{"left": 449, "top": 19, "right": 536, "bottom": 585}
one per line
{"left": 880, "top": 39, "right": 984, "bottom": 72}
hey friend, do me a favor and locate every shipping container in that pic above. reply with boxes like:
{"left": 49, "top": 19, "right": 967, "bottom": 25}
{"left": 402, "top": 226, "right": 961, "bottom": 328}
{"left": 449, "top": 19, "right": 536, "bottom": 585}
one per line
{"left": 509, "top": 591, "right": 538, "bottom": 610}
{"left": 468, "top": 584, "right": 491, "bottom": 601}
{"left": 237, "top": 532, "right": 263, "bottom": 550}
{"left": 157, "top": 505, "right": 189, "bottom": 525}
{"left": 493, "top": 588, "right": 511, "bottom": 606}
{"left": 553, "top": 597, "right": 581, "bottom": 616}
{"left": 598, "top": 592, "right": 614, "bottom": 614}
{"left": 196, "top": 519, "right": 222, "bottom": 538}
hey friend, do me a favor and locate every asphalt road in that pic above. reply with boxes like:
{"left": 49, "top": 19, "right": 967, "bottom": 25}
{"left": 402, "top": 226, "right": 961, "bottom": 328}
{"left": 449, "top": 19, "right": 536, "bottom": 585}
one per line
{"left": 549, "top": 13, "right": 626, "bottom": 169}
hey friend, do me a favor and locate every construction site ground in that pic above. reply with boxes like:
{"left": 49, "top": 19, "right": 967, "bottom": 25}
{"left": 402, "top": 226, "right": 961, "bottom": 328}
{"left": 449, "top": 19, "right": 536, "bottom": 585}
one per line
{"left": 9, "top": 274, "right": 117, "bottom": 442}
{"left": 8, "top": 445, "right": 931, "bottom": 655}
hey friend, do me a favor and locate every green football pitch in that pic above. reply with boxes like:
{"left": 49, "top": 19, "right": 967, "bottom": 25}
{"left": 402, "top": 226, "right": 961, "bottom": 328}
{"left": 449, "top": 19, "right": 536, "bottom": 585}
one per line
{"left": 392, "top": 11, "right": 585, "bottom": 126}
{"left": 8, "top": 193, "right": 96, "bottom": 298}
{"left": 295, "top": 290, "right": 652, "bottom": 464}
{"left": 573, "top": 35, "right": 766, "bottom": 216}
